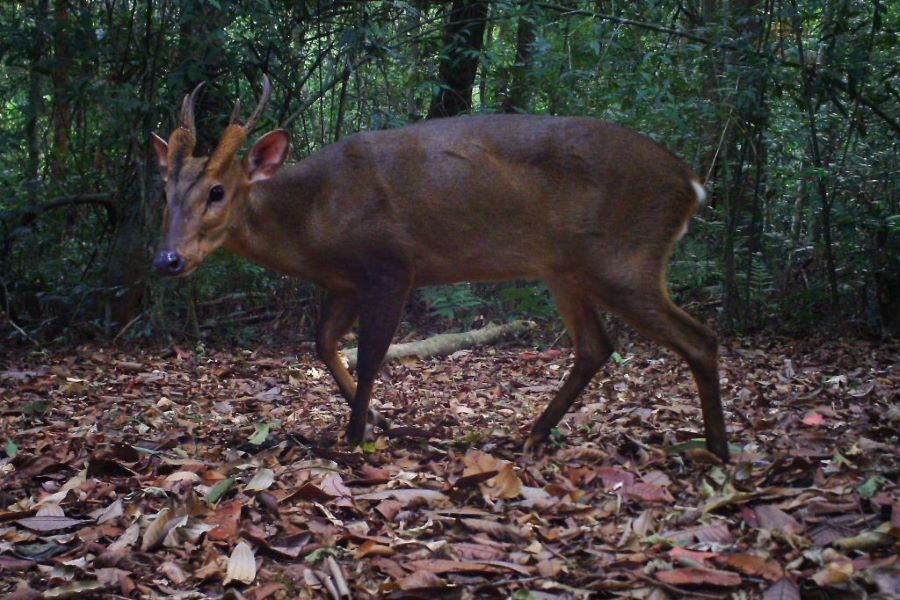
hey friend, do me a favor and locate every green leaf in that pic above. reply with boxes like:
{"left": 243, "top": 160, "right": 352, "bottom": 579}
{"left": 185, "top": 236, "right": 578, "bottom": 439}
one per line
{"left": 360, "top": 441, "right": 377, "bottom": 453}
{"left": 207, "top": 478, "right": 235, "bottom": 504}
{"left": 641, "top": 533, "right": 675, "bottom": 546}
{"left": 831, "top": 451, "right": 852, "bottom": 467}
{"left": 305, "top": 546, "right": 340, "bottom": 564}
{"left": 5, "top": 440, "right": 18, "bottom": 458}
{"left": 543, "top": 428, "right": 568, "bottom": 449}
{"left": 707, "top": 466, "right": 728, "bottom": 486}
{"left": 700, "top": 478, "right": 716, "bottom": 499}
{"left": 856, "top": 475, "right": 886, "bottom": 499}
{"left": 248, "top": 423, "right": 270, "bottom": 445}
{"left": 18, "top": 401, "right": 50, "bottom": 415}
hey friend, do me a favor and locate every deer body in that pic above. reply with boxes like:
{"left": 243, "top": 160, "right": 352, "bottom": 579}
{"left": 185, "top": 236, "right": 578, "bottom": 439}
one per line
{"left": 152, "top": 81, "right": 730, "bottom": 461}
{"left": 229, "top": 115, "right": 697, "bottom": 288}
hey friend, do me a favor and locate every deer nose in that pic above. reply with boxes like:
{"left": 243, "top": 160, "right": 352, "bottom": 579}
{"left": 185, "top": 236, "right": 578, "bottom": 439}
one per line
{"left": 153, "top": 250, "right": 186, "bottom": 276}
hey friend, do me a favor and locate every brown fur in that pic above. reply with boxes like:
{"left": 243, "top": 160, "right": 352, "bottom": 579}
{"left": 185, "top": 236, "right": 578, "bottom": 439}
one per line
{"left": 208, "top": 125, "right": 248, "bottom": 174}
{"left": 165, "top": 128, "right": 196, "bottom": 180}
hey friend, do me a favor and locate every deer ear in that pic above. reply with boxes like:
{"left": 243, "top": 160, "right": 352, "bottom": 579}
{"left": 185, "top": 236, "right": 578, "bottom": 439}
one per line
{"left": 151, "top": 133, "right": 169, "bottom": 181}
{"left": 247, "top": 129, "right": 289, "bottom": 182}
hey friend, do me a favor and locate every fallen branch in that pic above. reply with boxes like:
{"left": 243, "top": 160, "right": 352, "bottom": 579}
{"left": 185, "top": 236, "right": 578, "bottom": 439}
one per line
{"left": 341, "top": 320, "right": 535, "bottom": 369}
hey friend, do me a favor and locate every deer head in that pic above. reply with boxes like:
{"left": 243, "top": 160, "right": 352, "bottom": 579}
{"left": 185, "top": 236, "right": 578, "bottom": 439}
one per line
{"left": 150, "top": 76, "right": 289, "bottom": 277}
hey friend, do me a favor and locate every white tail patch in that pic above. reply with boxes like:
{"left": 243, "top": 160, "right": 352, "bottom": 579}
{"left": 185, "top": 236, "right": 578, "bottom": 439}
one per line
{"left": 676, "top": 180, "right": 707, "bottom": 241}
{"left": 691, "top": 180, "right": 707, "bottom": 205}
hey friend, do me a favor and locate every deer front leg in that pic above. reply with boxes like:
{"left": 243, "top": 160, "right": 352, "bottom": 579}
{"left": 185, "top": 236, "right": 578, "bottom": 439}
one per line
{"left": 345, "top": 273, "right": 411, "bottom": 447}
{"left": 316, "top": 290, "right": 390, "bottom": 433}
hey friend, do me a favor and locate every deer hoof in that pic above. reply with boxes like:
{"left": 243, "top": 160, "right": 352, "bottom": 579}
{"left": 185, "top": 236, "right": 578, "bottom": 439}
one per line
{"left": 522, "top": 431, "right": 547, "bottom": 459}
{"left": 345, "top": 421, "right": 366, "bottom": 448}
{"left": 368, "top": 407, "right": 391, "bottom": 433}
{"left": 346, "top": 416, "right": 379, "bottom": 448}
{"left": 706, "top": 437, "right": 731, "bottom": 463}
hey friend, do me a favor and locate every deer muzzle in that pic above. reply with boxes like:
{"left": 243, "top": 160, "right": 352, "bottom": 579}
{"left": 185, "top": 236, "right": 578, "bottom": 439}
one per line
{"left": 153, "top": 250, "right": 186, "bottom": 277}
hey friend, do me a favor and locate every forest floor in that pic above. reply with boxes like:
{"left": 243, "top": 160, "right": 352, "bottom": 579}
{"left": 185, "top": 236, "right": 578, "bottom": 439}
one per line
{"left": 0, "top": 333, "right": 897, "bottom": 599}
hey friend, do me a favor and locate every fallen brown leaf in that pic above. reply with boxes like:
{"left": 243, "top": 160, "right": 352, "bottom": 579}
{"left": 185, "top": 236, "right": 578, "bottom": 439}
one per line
{"left": 656, "top": 567, "right": 742, "bottom": 587}
{"left": 722, "top": 553, "right": 784, "bottom": 582}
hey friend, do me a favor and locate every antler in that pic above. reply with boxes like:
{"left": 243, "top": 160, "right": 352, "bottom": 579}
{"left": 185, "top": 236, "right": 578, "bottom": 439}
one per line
{"left": 228, "top": 99, "right": 242, "bottom": 126}
{"left": 243, "top": 75, "right": 272, "bottom": 134}
{"left": 225, "top": 75, "right": 271, "bottom": 132}
{"left": 208, "top": 75, "right": 272, "bottom": 173}
{"left": 180, "top": 82, "right": 205, "bottom": 135}
{"left": 166, "top": 81, "right": 205, "bottom": 174}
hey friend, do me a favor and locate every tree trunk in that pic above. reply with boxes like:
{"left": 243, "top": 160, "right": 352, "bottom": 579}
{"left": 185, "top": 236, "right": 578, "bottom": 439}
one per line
{"left": 105, "top": 1, "right": 234, "bottom": 331}
{"left": 404, "top": 2, "right": 427, "bottom": 120}
{"left": 873, "top": 227, "right": 899, "bottom": 336}
{"left": 427, "top": 0, "right": 488, "bottom": 119}
{"left": 50, "top": 0, "right": 72, "bottom": 180}
{"left": 176, "top": 0, "right": 231, "bottom": 152}
{"left": 694, "top": 0, "right": 722, "bottom": 188}
{"left": 25, "top": 0, "right": 49, "bottom": 205}
{"left": 720, "top": 0, "right": 768, "bottom": 332}
{"left": 105, "top": 3, "right": 164, "bottom": 330}
{"left": 789, "top": 0, "right": 839, "bottom": 310}
{"left": 501, "top": 5, "right": 536, "bottom": 113}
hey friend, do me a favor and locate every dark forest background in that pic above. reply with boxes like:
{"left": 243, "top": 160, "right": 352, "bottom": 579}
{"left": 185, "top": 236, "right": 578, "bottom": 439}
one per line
{"left": 0, "top": 0, "right": 897, "bottom": 346}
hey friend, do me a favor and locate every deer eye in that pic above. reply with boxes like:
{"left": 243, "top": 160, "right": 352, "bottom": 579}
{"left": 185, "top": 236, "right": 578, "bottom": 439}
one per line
{"left": 208, "top": 185, "right": 225, "bottom": 203}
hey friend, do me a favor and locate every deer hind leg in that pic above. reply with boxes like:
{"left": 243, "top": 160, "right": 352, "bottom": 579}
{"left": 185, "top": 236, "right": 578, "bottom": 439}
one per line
{"left": 527, "top": 277, "right": 614, "bottom": 448}
{"left": 598, "top": 280, "right": 729, "bottom": 461}
{"left": 316, "top": 290, "right": 389, "bottom": 433}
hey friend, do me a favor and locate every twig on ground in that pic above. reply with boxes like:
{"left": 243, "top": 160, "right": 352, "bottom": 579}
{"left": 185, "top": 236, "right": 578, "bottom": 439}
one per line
{"left": 113, "top": 309, "right": 149, "bottom": 344}
{"left": 327, "top": 556, "right": 351, "bottom": 597}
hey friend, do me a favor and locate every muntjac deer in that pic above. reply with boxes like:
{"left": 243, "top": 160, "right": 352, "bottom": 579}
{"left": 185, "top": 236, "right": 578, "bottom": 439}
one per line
{"left": 151, "top": 77, "right": 730, "bottom": 461}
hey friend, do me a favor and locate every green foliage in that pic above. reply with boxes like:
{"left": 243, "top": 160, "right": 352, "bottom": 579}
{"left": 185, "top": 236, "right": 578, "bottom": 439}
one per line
{"left": 419, "top": 282, "right": 555, "bottom": 327}
{"left": 420, "top": 284, "right": 485, "bottom": 325}
{"left": 670, "top": 217, "right": 725, "bottom": 301}
{"left": 748, "top": 254, "right": 775, "bottom": 305}
{"left": 856, "top": 476, "right": 888, "bottom": 499}
{"left": 611, "top": 352, "right": 629, "bottom": 366}
{"left": 305, "top": 546, "right": 342, "bottom": 564}
{"left": 0, "top": 0, "right": 896, "bottom": 342}
{"left": 205, "top": 477, "right": 235, "bottom": 504}
{"left": 498, "top": 283, "right": 555, "bottom": 320}
{"left": 248, "top": 423, "right": 271, "bottom": 446}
